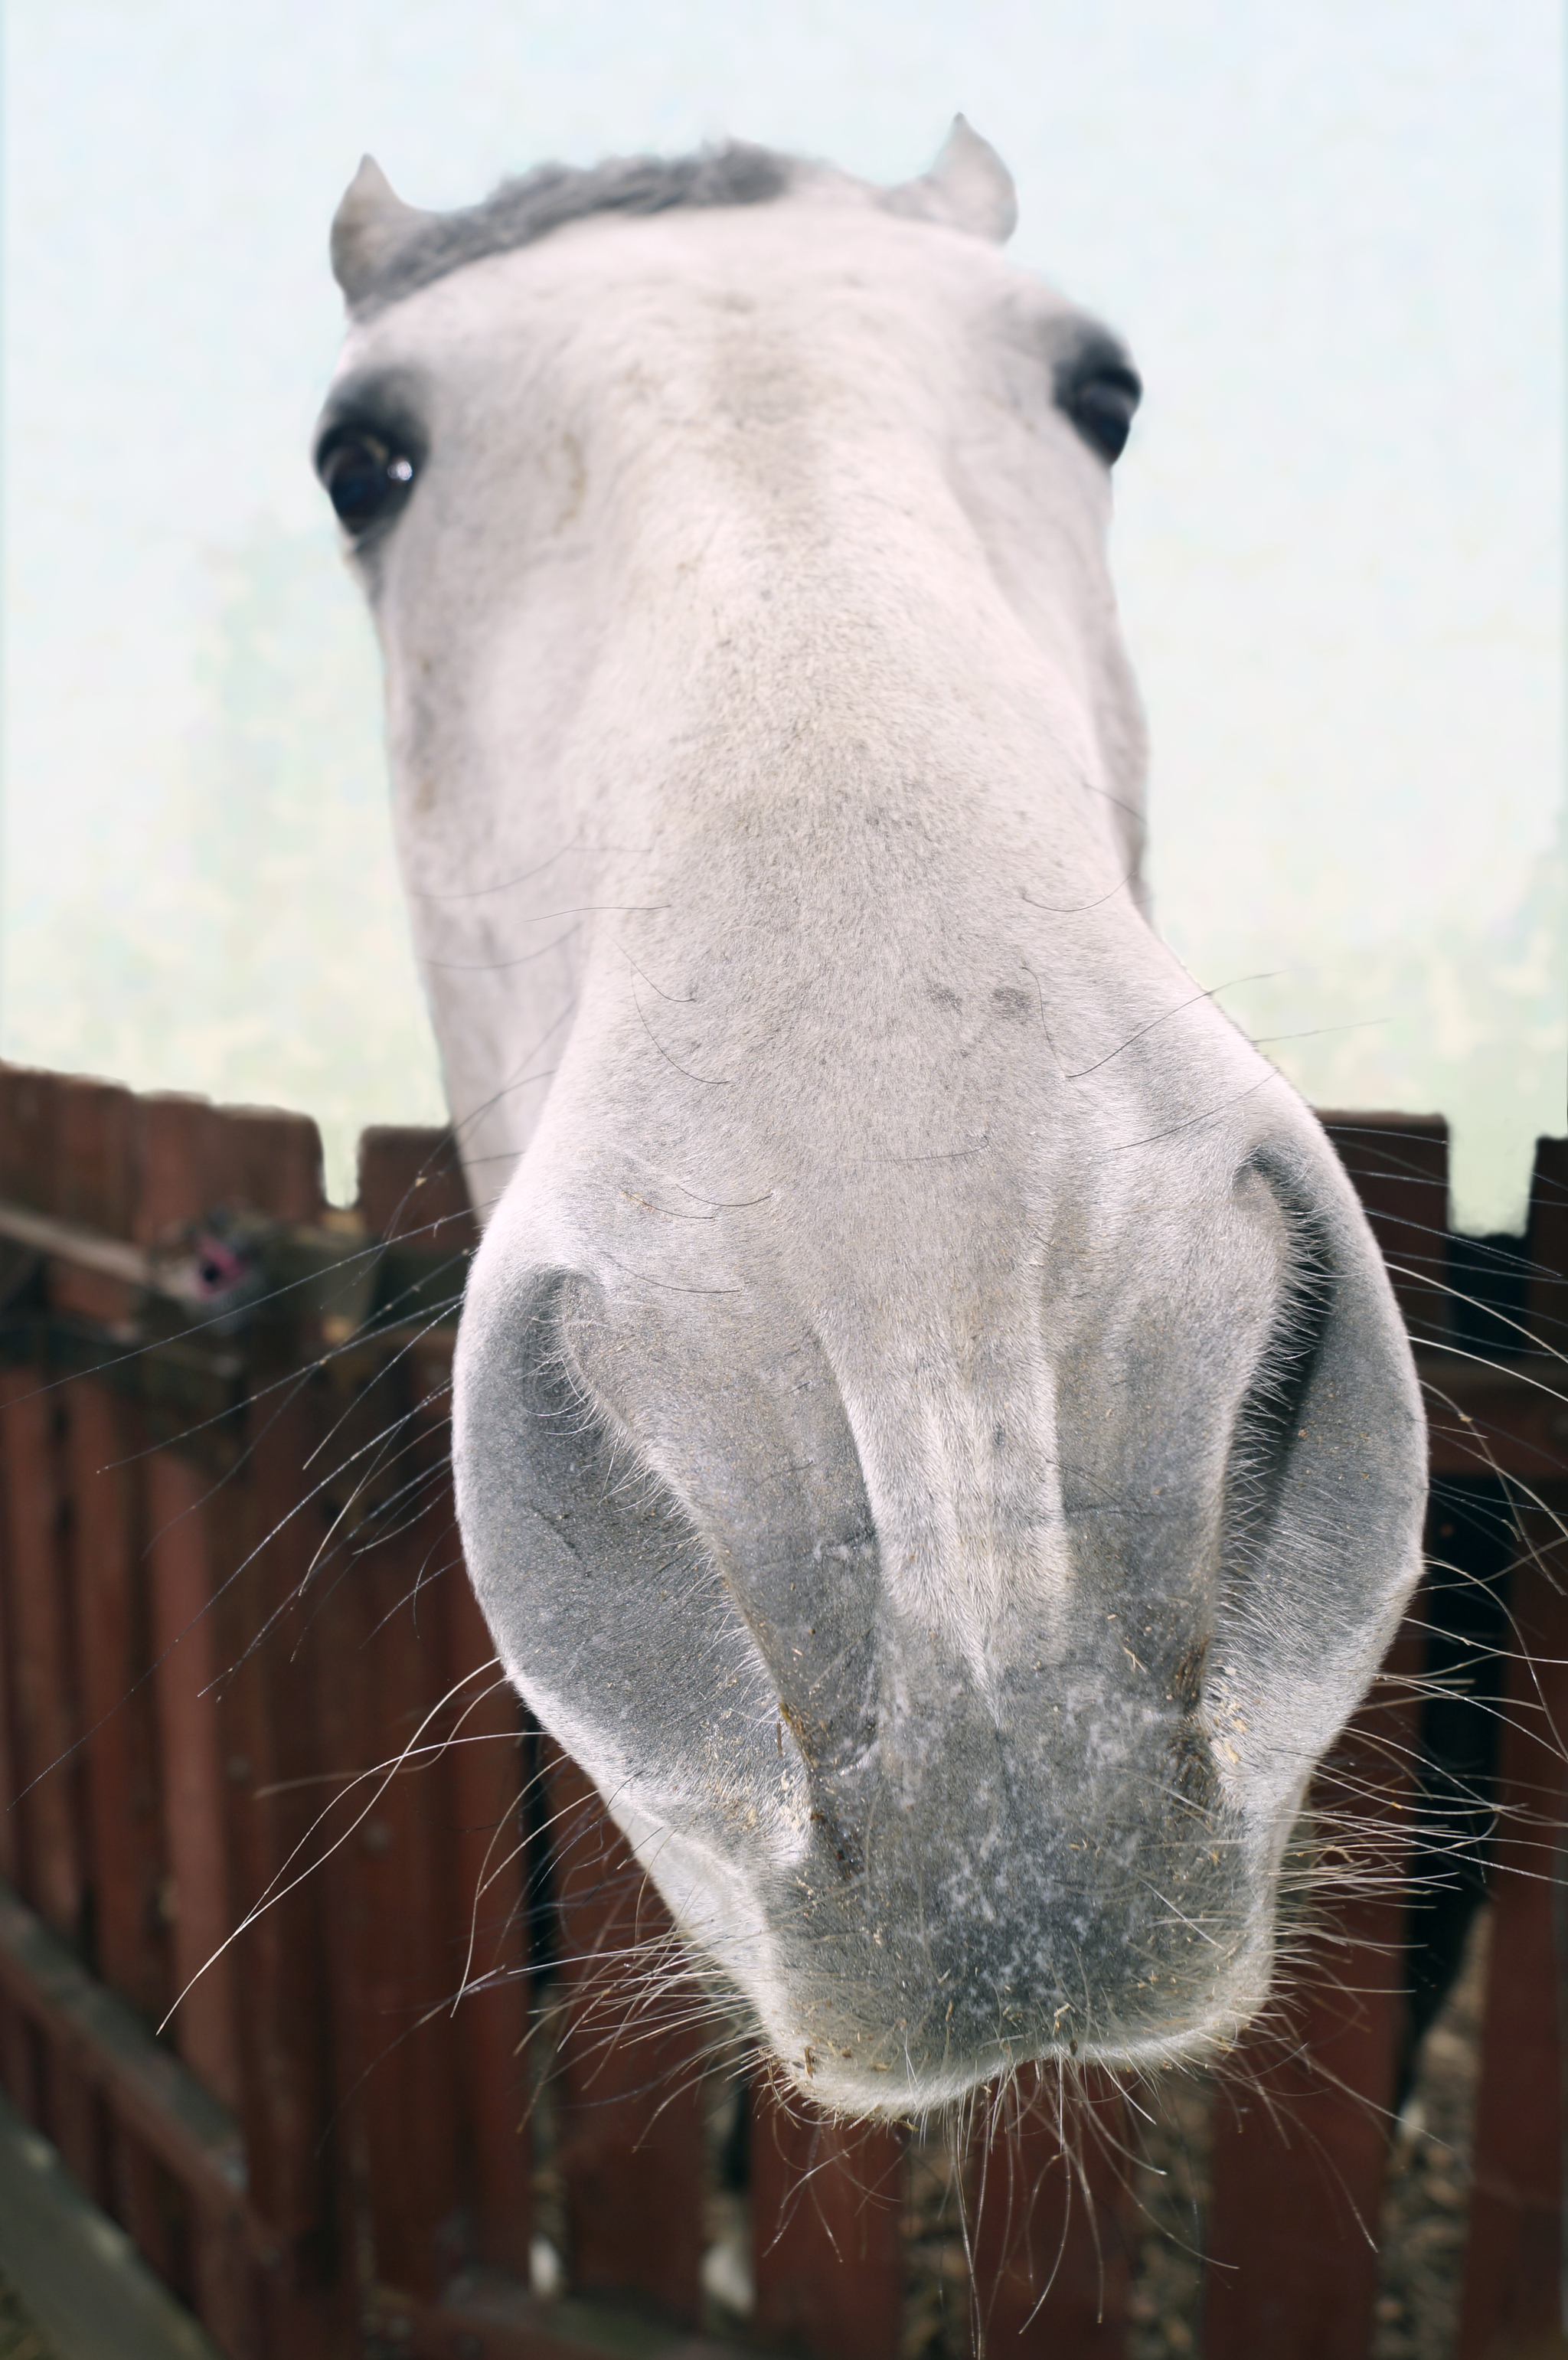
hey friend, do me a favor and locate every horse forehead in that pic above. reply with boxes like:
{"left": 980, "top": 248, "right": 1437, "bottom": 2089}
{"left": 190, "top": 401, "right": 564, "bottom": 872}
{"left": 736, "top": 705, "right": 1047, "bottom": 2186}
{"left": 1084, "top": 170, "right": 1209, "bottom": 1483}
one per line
{"left": 337, "top": 192, "right": 1055, "bottom": 402}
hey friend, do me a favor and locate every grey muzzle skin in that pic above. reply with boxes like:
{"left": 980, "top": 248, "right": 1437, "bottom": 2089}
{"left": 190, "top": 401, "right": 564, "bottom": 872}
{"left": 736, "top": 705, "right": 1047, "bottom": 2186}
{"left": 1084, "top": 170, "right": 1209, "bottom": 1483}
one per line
{"left": 453, "top": 1129, "right": 1426, "bottom": 2116}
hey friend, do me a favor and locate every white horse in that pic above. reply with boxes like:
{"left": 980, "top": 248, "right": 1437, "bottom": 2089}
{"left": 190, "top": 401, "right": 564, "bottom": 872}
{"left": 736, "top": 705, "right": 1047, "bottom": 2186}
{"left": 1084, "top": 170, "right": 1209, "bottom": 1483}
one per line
{"left": 317, "top": 122, "right": 1426, "bottom": 2116}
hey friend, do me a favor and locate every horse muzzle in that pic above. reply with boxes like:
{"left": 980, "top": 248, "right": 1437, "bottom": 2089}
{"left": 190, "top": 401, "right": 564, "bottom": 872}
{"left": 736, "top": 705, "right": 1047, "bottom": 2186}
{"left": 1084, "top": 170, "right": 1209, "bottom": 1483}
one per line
{"left": 451, "top": 1108, "right": 1426, "bottom": 2111}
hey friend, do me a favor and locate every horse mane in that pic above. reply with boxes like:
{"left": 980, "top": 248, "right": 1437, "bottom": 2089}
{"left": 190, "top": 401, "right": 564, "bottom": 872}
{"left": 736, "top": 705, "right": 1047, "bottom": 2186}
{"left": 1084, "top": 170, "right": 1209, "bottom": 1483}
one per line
{"left": 350, "top": 142, "right": 795, "bottom": 315}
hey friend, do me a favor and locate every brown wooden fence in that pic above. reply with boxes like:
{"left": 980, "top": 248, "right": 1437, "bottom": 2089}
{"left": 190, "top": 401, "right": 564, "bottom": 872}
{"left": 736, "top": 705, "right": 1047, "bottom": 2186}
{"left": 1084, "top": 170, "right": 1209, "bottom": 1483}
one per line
{"left": 0, "top": 1060, "right": 1563, "bottom": 2360}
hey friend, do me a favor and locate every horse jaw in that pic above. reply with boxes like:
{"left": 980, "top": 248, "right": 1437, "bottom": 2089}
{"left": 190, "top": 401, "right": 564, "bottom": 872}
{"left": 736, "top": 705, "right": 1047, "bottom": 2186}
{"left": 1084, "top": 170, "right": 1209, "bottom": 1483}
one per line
{"left": 885, "top": 116, "right": 1018, "bottom": 244}
{"left": 331, "top": 155, "right": 434, "bottom": 308}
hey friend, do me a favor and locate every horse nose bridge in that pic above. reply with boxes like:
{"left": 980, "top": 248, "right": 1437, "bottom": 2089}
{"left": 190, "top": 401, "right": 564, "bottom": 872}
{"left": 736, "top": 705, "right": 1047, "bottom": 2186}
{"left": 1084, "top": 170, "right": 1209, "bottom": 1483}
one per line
{"left": 605, "top": 1163, "right": 1087, "bottom": 1667}
{"left": 812, "top": 1306, "right": 1074, "bottom": 1665}
{"left": 460, "top": 1183, "right": 1074, "bottom": 1698}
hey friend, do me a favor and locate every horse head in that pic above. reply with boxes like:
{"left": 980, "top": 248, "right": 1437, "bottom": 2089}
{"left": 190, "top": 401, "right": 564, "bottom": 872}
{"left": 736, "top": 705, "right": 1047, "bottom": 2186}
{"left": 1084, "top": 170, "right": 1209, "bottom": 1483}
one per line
{"left": 317, "top": 124, "right": 1425, "bottom": 2113}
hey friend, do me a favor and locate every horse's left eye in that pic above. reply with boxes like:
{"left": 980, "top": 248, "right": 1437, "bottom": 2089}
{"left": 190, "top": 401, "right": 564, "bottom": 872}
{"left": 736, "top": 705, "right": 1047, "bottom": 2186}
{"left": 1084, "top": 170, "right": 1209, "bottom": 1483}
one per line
{"left": 318, "top": 430, "right": 416, "bottom": 531}
{"left": 1058, "top": 362, "right": 1142, "bottom": 466}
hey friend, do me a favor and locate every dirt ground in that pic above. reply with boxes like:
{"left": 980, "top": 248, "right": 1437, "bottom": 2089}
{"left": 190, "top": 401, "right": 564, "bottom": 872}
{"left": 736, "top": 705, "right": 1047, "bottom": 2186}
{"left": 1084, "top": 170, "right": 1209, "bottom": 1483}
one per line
{"left": 0, "top": 2274, "right": 58, "bottom": 2360}
{"left": 1370, "top": 1909, "right": 1489, "bottom": 2360}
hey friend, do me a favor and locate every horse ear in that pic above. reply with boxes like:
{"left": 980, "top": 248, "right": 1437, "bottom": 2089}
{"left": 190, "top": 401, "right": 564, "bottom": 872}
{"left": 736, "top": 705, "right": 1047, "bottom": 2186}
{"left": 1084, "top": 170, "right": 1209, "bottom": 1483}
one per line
{"left": 331, "top": 155, "right": 433, "bottom": 306}
{"left": 885, "top": 116, "right": 1018, "bottom": 244}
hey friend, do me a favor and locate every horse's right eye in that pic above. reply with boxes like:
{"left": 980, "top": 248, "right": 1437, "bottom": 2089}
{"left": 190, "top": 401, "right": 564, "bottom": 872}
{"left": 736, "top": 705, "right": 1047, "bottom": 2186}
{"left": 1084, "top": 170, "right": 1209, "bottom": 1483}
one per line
{"left": 1057, "top": 361, "right": 1142, "bottom": 466}
{"left": 318, "top": 430, "right": 416, "bottom": 531}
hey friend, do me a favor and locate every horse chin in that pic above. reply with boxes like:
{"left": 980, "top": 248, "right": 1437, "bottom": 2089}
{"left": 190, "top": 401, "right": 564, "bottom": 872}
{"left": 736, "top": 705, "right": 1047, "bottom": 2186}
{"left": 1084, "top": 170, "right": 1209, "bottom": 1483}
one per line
{"left": 596, "top": 1731, "right": 1302, "bottom": 2118}
{"left": 620, "top": 1828, "right": 1285, "bottom": 2119}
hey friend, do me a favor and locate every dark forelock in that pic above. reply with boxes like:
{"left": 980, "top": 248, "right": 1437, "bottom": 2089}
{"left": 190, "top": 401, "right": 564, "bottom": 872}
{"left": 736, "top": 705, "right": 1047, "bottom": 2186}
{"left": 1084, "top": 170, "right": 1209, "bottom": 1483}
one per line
{"left": 362, "top": 143, "right": 796, "bottom": 312}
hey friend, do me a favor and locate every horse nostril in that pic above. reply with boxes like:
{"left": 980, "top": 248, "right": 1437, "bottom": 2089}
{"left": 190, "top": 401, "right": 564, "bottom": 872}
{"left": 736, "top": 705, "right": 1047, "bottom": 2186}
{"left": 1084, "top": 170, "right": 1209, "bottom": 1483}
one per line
{"left": 1223, "top": 1164, "right": 1338, "bottom": 1569}
{"left": 808, "top": 1803, "right": 863, "bottom": 1878}
{"left": 1168, "top": 1636, "right": 1210, "bottom": 1712}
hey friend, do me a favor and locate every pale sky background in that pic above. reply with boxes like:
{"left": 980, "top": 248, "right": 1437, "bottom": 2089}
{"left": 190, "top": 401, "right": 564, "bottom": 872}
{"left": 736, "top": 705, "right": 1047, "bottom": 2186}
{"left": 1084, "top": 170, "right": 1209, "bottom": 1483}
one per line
{"left": 2, "top": 1, "right": 1562, "bottom": 1227}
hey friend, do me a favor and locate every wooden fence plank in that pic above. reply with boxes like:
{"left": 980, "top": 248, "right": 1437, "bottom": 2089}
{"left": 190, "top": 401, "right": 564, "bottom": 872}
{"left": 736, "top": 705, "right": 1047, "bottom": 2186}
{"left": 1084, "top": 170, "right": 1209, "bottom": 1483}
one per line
{"left": 0, "top": 1368, "right": 85, "bottom": 1944}
{"left": 317, "top": 1444, "right": 466, "bottom": 2303}
{"left": 220, "top": 1107, "right": 324, "bottom": 1227}
{"left": 0, "top": 1366, "right": 22, "bottom": 1897}
{"left": 443, "top": 1555, "right": 532, "bottom": 2280}
{"left": 1456, "top": 1509, "right": 1568, "bottom": 2360}
{"left": 0, "top": 1332, "right": 25, "bottom": 2116}
{"left": 0, "top": 1065, "right": 61, "bottom": 1212}
{"left": 133, "top": 1093, "right": 224, "bottom": 1243}
{"left": 51, "top": 1077, "right": 142, "bottom": 1328}
{"left": 201, "top": 1098, "right": 338, "bottom": 2345}
{"left": 210, "top": 1394, "right": 341, "bottom": 2357}
{"left": 335, "top": 1122, "right": 529, "bottom": 2297}
{"left": 0, "top": 1355, "right": 103, "bottom": 2200}
{"left": 356, "top": 1126, "right": 477, "bottom": 1256}
{"left": 1202, "top": 1608, "right": 1424, "bottom": 2360}
{"left": 142, "top": 1477, "right": 260, "bottom": 2356}
{"left": 66, "top": 1379, "right": 168, "bottom": 2022}
{"left": 969, "top": 2069, "right": 1135, "bottom": 2356}
{"left": 1527, "top": 1136, "right": 1568, "bottom": 1362}
{"left": 132, "top": 1077, "right": 256, "bottom": 2234}
{"left": 750, "top": 2089, "right": 904, "bottom": 2360}
{"left": 305, "top": 1127, "right": 477, "bottom": 2315}
{"left": 145, "top": 1450, "right": 243, "bottom": 2116}
{"left": 107, "top": 2125, "right": 188, "bottom": 2319}
{"left": 64, "top": 1375, "right": 181, "bottom": 2276}
{"left": 1319, "top": 1114, "right": 1449, "bottom": 1343}
{"left": 544, "top": 1747, "right": 705, "bottom": 2326}
{"left": 54, "top": 1075, "right": 140, "bottom": 1238}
